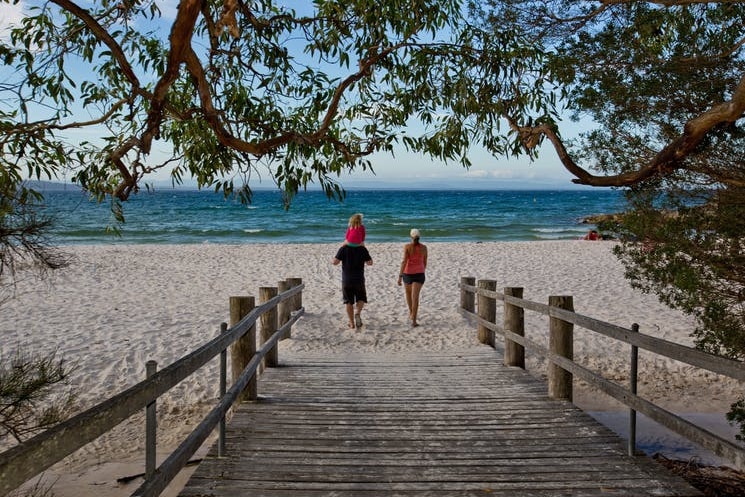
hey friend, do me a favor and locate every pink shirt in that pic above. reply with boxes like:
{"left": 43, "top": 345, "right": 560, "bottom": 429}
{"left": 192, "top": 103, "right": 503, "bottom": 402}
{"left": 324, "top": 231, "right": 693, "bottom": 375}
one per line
{"left": 346, "top": 225, "right": 366, "bottom": 245}
{"left": 404, "top": 245, "right": 426, "bottom": 274}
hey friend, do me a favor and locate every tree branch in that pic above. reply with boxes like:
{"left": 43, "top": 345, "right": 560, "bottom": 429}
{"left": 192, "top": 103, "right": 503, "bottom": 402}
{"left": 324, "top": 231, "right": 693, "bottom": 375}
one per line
{"left": 181, "top": 36, "right": 403, "bottom": 156}
{"left": 141, "top": 0, "right": 202, "bottom": 155}
{"left": 510, "top": 73, "right": 745, "bottom": 187}
{"left": 0, "top": 98, "right": 130, "bottom": 140}
{"left": 50, "top": 0, "right": 141, "bottom": 93}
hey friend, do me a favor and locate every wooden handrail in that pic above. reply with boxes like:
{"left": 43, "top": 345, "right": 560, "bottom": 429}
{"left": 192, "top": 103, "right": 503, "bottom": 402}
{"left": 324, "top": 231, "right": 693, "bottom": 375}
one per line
{"left": 461, "top": 282, "right": 745, "bottom": 380}
{"left": 0, "top": 282, "right": 305, "bottom": 497}
{"left": 459, "top": 279, "right": 745, "bottom": 470}
{"left": 130, "top": 310, "right": 303, "bottom": 497}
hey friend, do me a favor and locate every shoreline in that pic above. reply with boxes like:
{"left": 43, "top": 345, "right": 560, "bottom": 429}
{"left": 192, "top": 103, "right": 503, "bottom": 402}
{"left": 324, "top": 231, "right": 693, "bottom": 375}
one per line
{"left": 2, "top": 241, "right": 742, "bottom": 495}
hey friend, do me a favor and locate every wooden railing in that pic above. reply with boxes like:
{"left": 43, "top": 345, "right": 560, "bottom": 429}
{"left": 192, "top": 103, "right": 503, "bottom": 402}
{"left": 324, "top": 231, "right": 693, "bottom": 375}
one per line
{"left": 0, "top": 279, "right": 305, "bottom": 497}
{"left": 459, "top": 276, "right": 745, "bottom": 470}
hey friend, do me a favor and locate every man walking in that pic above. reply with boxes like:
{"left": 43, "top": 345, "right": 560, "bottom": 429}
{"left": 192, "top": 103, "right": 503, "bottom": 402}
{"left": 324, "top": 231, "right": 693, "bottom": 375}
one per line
{"left": 332, "top": 244, "right": 373, "bottom": 329}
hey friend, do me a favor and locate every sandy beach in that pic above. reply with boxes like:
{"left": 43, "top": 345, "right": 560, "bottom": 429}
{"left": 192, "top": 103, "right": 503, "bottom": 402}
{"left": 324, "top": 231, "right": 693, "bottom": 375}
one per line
{"left": 1, "top": 240, "right": 742, "bottom": 495}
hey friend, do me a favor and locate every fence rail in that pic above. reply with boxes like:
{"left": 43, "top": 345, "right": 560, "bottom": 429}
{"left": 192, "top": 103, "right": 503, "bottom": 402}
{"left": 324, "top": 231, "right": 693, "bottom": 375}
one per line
{"left": 459, "top": 276, "right": 745, "bottom": 470}
{"left": 0, "top": 279, "right": 305, "bottom": 497}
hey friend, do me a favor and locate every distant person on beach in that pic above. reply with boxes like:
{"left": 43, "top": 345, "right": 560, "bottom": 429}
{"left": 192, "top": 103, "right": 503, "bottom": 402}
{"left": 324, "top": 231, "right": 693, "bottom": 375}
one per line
{"left": 583, "top": 229, "right": 601, "bottom": 241}
{"left": 398, "top": 228, "right": 428, "bottom": 327}
{"left": 343, "top": 213, "right": 366, "bottom": 246}
{"left": 332, "top": 244, "right": 373, "bottom": 329}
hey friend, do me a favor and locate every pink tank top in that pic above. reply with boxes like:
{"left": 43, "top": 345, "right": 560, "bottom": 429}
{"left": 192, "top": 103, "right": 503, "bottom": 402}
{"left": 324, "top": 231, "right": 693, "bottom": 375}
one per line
{"left": 346, "top": 225, "right": 365, "bottom": 245}
{"left": 404, "top": 245, "right": 426, "bottom": 274}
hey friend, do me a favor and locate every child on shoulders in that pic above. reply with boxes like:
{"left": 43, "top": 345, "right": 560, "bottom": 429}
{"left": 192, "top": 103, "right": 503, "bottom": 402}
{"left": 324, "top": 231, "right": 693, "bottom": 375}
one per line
{"left": 344, "top": 213, "right": 366, "bottom": 247}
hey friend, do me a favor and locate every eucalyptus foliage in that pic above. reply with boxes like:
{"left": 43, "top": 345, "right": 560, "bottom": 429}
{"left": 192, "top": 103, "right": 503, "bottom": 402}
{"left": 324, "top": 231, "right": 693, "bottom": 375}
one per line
{"left": 0, "top": 0, "right": 552, "bottom": 207}
{"left": 471, "top": 0, "right": 745, "bottom": 188}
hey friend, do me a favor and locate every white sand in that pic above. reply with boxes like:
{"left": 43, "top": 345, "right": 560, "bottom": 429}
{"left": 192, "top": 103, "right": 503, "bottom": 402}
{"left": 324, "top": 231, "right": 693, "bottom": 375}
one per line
{"left": 1, "top": 241, "right": 742, "bottom": 495}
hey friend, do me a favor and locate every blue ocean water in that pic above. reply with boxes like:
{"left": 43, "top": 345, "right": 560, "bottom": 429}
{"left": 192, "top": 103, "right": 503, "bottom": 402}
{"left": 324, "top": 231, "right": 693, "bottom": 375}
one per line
{"left": 38, "top": 188, "right": 626, "bottom": 245}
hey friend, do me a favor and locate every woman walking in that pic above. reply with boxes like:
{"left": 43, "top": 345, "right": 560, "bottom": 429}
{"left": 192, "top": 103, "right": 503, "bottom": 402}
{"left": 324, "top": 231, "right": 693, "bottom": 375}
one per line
{"left": 397, "top": 228, "right": 428, "bottom": 327}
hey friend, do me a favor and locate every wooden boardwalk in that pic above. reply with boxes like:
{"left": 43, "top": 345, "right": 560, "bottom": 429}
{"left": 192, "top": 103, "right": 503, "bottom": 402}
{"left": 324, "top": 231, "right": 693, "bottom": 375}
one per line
{"left": 179, "top": 346, "right": 700, "bottom": 496}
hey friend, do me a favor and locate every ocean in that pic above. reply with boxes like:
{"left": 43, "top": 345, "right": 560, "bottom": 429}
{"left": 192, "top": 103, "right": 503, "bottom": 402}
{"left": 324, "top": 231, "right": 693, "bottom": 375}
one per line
{"left": 38, "top": 188, "right": 626, "bottom": 245}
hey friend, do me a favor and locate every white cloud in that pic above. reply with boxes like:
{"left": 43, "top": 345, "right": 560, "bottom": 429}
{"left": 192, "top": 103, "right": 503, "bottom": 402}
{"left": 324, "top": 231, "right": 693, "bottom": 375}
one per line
{"left": 463, "top": 169, "right": 490, "bottom": 178}
{"left": 463, "top": 167, "right": 543, "bottom": 180}
{"left": 489, "top": 169, "right": 519, "bottom": 179}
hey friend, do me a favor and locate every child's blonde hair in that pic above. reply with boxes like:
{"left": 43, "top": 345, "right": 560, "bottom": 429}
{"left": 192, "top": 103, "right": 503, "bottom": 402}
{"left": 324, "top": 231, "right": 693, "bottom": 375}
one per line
{"left": 348, "top": 213, "right": 363, "bottom": 228}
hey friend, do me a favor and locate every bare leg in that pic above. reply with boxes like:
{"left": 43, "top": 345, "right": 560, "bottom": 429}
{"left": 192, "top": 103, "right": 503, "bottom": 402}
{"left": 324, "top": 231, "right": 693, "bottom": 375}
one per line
{"left": 355, "top": 301, "right": 364, "bottom": 328}
{"left": 345, "top": 303, "right": 355, "bottom": 329}
{"left": 404, "top": 283, "right": 413, "bottom": 319}
{"left": 410, "top": 282, "right": 423, "bottom": 327}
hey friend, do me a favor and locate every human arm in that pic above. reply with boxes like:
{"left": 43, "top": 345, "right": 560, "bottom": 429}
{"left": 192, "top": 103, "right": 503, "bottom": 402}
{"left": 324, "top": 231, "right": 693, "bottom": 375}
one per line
{"left": 398, "top": 245, "right": 409, "bottom": 285}
{"left": 332, "top": 246, "right": 344, "bottom": 265}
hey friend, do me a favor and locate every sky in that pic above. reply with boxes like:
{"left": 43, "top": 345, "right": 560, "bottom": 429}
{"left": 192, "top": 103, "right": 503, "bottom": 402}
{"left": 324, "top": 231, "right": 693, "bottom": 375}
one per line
{"left": 0, "top": 1, "right": 591, "bottom": 191}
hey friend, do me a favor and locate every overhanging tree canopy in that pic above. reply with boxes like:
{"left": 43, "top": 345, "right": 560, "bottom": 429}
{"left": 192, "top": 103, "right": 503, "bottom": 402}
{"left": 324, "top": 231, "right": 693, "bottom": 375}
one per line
{"left": 467, "top": 0, "right": 745, "bottom": 188}
{"left": 0, "top": 0, "right": 553, "bottom": 207}
{"left": 4, "top": 1, "right": 744, "bottom": 210}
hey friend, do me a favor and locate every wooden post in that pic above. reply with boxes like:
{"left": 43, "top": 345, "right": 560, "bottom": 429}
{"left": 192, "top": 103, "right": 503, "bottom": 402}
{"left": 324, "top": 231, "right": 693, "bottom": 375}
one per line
{"left": 477, "top": 279, "right": 497, "bottom": 346}
{"left": 145, "top": 360, "right": 157, "bottom": 480}
{"left": 218, "top": 322, "right": 227, "bottom": 458}
{"left": 460, "top": 276, "right": 476, "bottom": 313}
{"left": 287, "top": 277, "right": 303, "bottom": 313}
{"left": 278, "top": 280, "right": 292, "bottom": 340}
{"left": 503, "top": 287, "right": 525, "bottom": 368}
{"left": 260, "top": 286, "right": 279, "bottom": 368}
{"left": 287, "top": 277, "right": 303, "bottom": 339}
{"left": 629, "top": 322, "right": 640, "bottom": 456}
{"left": 230, "top": 295, "right": 256, "bottom": 402}
{"left": 548, "top": 295, "right": 574, "bottom": 401}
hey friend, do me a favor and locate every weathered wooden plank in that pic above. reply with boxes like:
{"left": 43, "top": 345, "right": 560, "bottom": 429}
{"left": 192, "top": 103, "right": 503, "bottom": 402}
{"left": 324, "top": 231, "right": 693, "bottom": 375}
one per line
{"left": 180, "top": 487, "right": 682, "bottom": 497}
{"left": 181, "top": 479, "right": 695, "bottom": 494}
{"left": 179, "top": 348, "right": 701, "bottom": 497}
{"left": 190, "top": 459, "right": 667, "bottom": 478}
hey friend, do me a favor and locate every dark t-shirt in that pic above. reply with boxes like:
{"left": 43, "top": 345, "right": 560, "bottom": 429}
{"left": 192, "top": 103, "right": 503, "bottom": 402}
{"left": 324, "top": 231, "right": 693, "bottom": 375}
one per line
{"left": 334, "top": 245, "right": 372, "bottom": 285}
